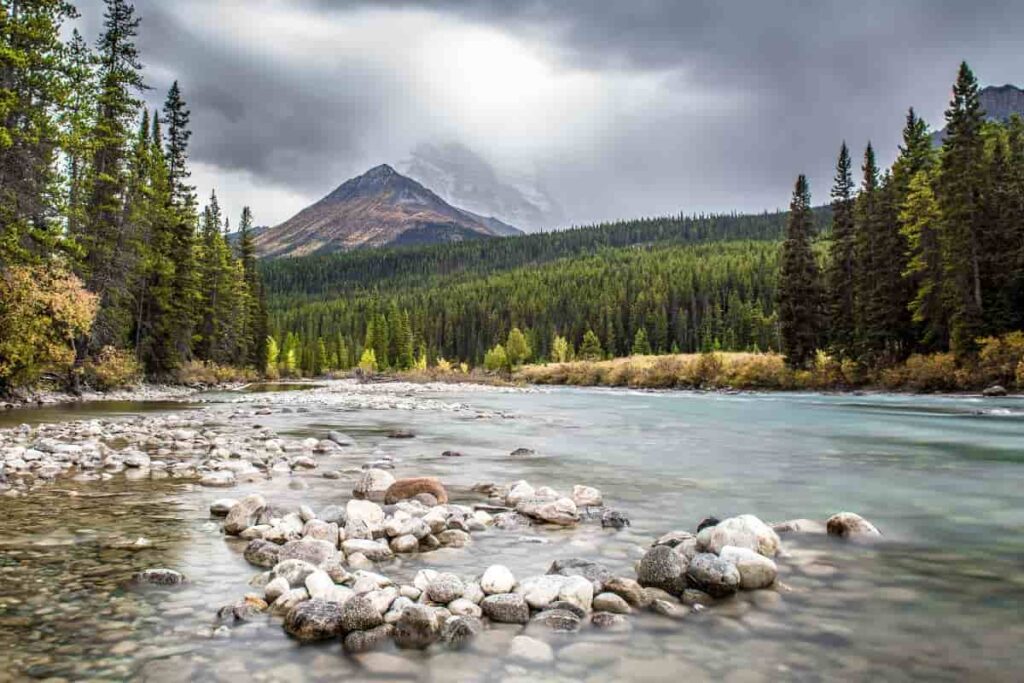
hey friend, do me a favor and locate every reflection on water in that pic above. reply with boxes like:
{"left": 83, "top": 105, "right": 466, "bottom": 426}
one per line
{"left": 1, "top": 387, "right": 1023, "bottom": 681}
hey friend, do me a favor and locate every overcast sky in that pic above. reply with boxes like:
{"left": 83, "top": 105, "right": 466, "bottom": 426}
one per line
{"left": 75, "top": 0, "right": 1024, "bottom": 229}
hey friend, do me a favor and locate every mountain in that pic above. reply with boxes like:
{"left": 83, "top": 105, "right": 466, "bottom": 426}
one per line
{"left": 931, "top": 84, "right": 1024, "bottom": 144}
{"left": 400, "top": 142, "right": 565, "bottom": 232}
{"left": 251, "top": 164, "right": 522, "bottom": 258}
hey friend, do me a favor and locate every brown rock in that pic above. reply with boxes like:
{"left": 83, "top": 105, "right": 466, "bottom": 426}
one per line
{"left": 384, "top": 477, "right": 449, "bottom": 505}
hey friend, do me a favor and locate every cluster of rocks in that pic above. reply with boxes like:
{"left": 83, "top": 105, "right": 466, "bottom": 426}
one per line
{"left": 472, "top": 480, "right": 629, "bottom": 529}
{"left": 218, "top": 491, "right": 489, "bottom": 564}
{"left": 0, "top": 413, "right": 347, "bottom": 493}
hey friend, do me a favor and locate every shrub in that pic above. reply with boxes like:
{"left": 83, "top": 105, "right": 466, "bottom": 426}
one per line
{"left": 84, "top": 346, "right": 142, "bottom": 390}
{"left": 358, "top": 348, "right": 378, "bottom": 373}
{"left": 724, "top": 353, "right": 791, "bottom": 389}
{"left": 880, "top": 353, "right": 959, "bottom": 392}
{"left": 976, "top": 332, "right": 1024, "bottom": 387}
{"left": 641, "top": 356, "right": 685, "bottom": 388}
{"left": 175, "top": 361, "right": 258, "bottom": 386}
{"left": 483, "top": 344, "right": 509, "bottom": 373}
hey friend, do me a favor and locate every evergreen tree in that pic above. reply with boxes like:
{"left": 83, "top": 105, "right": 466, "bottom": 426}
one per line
{"left": 937, "top": 62, "right": 986, "bottom": 357}
{"left": 82, "top": 0, "right": 145, "bottom": 350}
{"left": 777, "top": 174, "right": 821, "bottom": 368}
{"left": 60, "top": 28, "right": 97, "bottom": 240}
{"left": 393, "top": 309, "right": 415, "bottom": 370}
{"left": 551, "top": 334, "right": 570, "bottom": 363}
{"left": 825, "top": 142, "right": 856, "bottom": 358}
{"left": 631, "top": 326, "right": 652, "bottom": 355}
{"left": 506, "top": 327, "right": 530, "bottom": 367}
{"left": 900, "top": 169, "right": 946, "bottom": 348}
{"left": 579, "top": 329, "right": 603, "bottom": 361}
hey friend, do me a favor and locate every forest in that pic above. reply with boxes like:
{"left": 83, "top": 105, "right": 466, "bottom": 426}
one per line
{"left": 0, "top": 0, "right": 267, "bottom": 393}
{"left": 265, "top": 62, "right": 1024, "bottom": 390}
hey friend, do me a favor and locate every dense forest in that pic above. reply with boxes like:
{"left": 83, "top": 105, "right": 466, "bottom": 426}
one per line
{"left": 0, "top": 0, "right": 267, "bottom": 393}
{"left": 265, "top": 62, "right": 1024, "bottom": 384}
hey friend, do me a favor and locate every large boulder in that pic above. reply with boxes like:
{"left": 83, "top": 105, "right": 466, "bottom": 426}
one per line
{"left": 283, "top": 599, "right": 344, "bottom": 642}
{"left": 354, "top": 469, "right": 396, "bottom": 498}
{"left": 696, "top": 514, "right": 781, "bottom": 557}
{"left": 516, "top": 497, "right": 579, "bottom": 526}
{"left": 686, "top": 553, "right": 741, "bottom": 597}
{"left": 481, "top": 593, "right": 530, "bottom": 624}
{"left": 636, "top": 545, "right": 687, "bottom": 594}
{"left": 719, "top": 545, "right": 778, "bottom": 589}
{"left": 278, "top": 538, "right": 341, "bottom": 568}
{"left": 825, "top": 512, "right": 881, "bottom": 538}
{"left": 223, "top": 494, "right": 267, "bottom": 535}
{"left": 384, "top": 477, "right": 449, "bottom": 505}
{"left": 393, "top": 604, "right": 440, "bottom": 649}
{"left": 243, "top": 539, "right": 281, "bottom": 568}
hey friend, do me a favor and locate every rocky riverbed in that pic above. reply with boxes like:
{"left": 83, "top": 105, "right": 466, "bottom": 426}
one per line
{"left": 1, "top": 381, "right": 1022, "bottom": 681}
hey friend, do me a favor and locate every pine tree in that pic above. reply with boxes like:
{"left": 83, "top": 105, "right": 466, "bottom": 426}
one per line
{"left": 0, "top": 0, "right": 77, "bottom": 265}
{"left": 937, "top": 62, "right": 986, "bottom": 357}
{"left": 900, "top": 169, "right": 946, "bottom": 349}
{"left": 631, "top": 327, "right": 652, "bottom": 355}
{"left": 60, "top": 28, "right": 97, "bottom": 240}
{"left": 82, "top": 0, "right": 146, "bottom": 351}
{"left": 825, "top": 142, "right": 856, "bottom": 358}
{"left": 393, "top": 309, "right": 414, "bottom": 370}
{"left": 777, "top": 174, "right": 821, "bottom": 368}
{"left": 579, "top": 329, "right": 603, "bottom": 361}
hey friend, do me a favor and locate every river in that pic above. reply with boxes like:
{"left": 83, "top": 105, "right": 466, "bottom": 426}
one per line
{"left": 1, "top": 382, "right": 1022, "bottom": 681}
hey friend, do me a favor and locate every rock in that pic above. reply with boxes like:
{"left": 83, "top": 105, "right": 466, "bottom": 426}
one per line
{"left": 441, "top": 450, "right": 463, "bottom": 457}
{"left": 326, "top": 430, "right": 354, "bottom": 446}
{"left": 384, "top": 477, "right": 449, "bottom": 505}
{"left": 530, "top": 608, "right": 581, "bottom": 632}
{"left": 825, "top": 512, "right": 881, "bottom": 538}
{"left": 133, "top": 568, "right": 186, "bottom": 586}
{"left": 243, "top": 539, "right": 281, "bottom": 568}
{"left": 346, "top": 499, "right": 384, "bottom": 526}
{"left": 209, "top": 498, "right": 238, "bottom": 517}
{"left": 354, "top": 469, "right": 396, "bottom": 497}
{"left": 592, "top": 592, "right": 631, "bottom": 614}
{"left": 200, "top": 470, "right": 236, "bottom": 487}
{"left": 414, "top": 569, "right": 439, "bottom": 592}
{"left": 556, "top": 575, "right": 594, "bottom": 611}
{"left": 270, "top": 588, "right": 310, "bottom": 615}
{"left": 304, "top": 570, "right": 344, "bottom": 602}
{"left": 509, "top": 448, "right": 535, "bottom": 457}
{"left": 637, "top": 545, "right": 687, "bottom": 594}
{"left": 437, "top": 529, "right": 471, "bottom": 547}
{"left": 318, "top": 504, "right": 347, "bottom": 525}
{"left": 462, "top": 581, "right": 484, "bottom": 605}
{"left": 547, "top": 558, "right": 613, "bottom": 592}
{"left": 340, "top": 594, "right": 384, "bottom": 632}
{"left": 592, "top": 611, "right": 631, "bottom": 630}
{"left": 517, "top": 575, "right": 564, "bottom": 609}
{"left": 516, "top": 497, "right": 579, "bottom": 526}
{"left": 342, "top": 538, "right": 393, "bottom": 562}
{"left": 771, "top": 518, "right": 827, "bottom": 534}
{"left": 272, "top": 559, "right": 320, "bottom": 588}
{"left": 426, "top": 573, "right": 464, "bottom": 604}
{"left": 224, "top": 494, "right": 267, "bottom": 535}
{"left": 686, "top": 553, "right": 741, "bottom": 597}
{"left": 719, "top": 545, "right": 778, "bottom": 589}
{"left": 393, "top": 604, "right": 439, "bottom": 649}
{"left": 439, "top": 615, "right": 482, "bottom": 649}
{"left": 481, "top": 593, "right": 530, "bottom": 624}
{"left": 217, "top": 596, "right": 267, "bottom": 624}
{"left": 389, "top": 534, "right": 419, "bottom": 553}
{"left": 122, "top": 451, "right": 151, "bottom": 468}
{"left": 302, "top": 519, "right": 340, "bottom": 545}
{"left": 696, "top": 516, "right": 720, "bottom": 532}
{"left": 505, "top": 480, "right": 536, "bottom": 507}
{"left": 654, "top": 530, "right": 695, "bottom": 547}
{"left": 265, "top": 577, "right": 290, "bottom": 603}
{"left": 412, "top": 493, "right": 438, "bottom": 507}
{"left": 388, "top": 429, "right": 415, "bottom": 439}
{"left": 447, "top": 598, "right": 481, "bottom": 618}
{"left": 983, "top": 384, "right": 1008, "bottom": 397}
{"left": 681, "top": 589, "right": 715, "bottom": 607}
{"left": 651, "top": 598, "right": 690, "bottom": 619}
{"left": 278, "top": 538, "right": 340, "bottom": 568}
{"left": 603, "top": 577, "right": 650, "bottom": 608}
{"left": 696, "top": 514, "right": 781, "bottom": 557}
{"left": 283, "top": 599, "right": 344, "bottom": 642}
{"left": 601, "top": 509, "right": 631, "bottom": 529}
{"left": 571, "top": 484, "right": 603, "bottom": 507}
{"left": 508, "top": 635, "right": 553, "bottom": 664}
{"left": 343, "top": 624, "right": 394, "bottom": 653}
{"left": 481, "top": 564, "right": 516, "bottom": 595}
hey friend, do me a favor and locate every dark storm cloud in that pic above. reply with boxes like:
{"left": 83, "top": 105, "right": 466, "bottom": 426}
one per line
{"left": 74, "top": 0, "right": 1024, "bottom": 226}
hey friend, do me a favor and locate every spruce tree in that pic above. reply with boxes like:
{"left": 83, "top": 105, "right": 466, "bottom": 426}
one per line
{"left": 632, "top": 327, "right": 652, "bottom": 355}
{"left": 579, "top": 329, "right": 603, "bottom": 361}
{"left": 825, "top": 142, "right": 856, "bottom": 358}
{"left": 777, "top": 174, "right": 821, "bottom": 368}
{"left": 900, "top": 169, "right": 946, "bottom": 349}
{"left": 937, "top": 62, "right": 985, "bottom": 357}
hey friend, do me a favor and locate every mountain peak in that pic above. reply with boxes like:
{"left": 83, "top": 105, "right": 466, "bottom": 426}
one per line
{"left": 252, "top": 164, "right": 522, "bottom": 258}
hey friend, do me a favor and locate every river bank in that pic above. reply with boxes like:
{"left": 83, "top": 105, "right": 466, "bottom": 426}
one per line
{"left": 1, "top": 381, "right": 1022, "bottom": 680}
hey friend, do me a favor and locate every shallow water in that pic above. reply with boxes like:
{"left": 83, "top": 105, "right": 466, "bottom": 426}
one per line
{"left": 2, "top": 385, "right": 1023, "bottom": 681}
